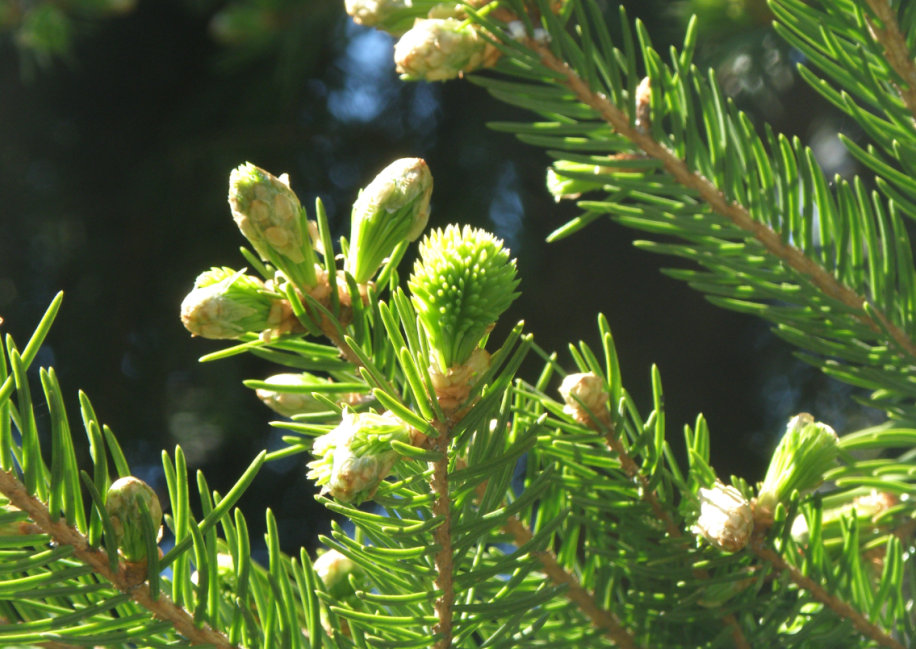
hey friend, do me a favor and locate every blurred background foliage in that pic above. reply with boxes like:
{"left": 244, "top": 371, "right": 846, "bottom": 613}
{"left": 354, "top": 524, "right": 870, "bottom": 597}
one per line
{"left": 0, "top": 0, "right": 883, "bottom": 559}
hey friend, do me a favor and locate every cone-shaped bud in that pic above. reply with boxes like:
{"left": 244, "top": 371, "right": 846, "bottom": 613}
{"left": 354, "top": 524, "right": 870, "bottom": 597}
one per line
{"left": 409, "top": 225, "right": 519, "bottom": 372}
{"left": 229, "top": 164, "right": 318, "bottom": 288}
{"left": 307, "top": 410, "right": 409, "bottom": 504}
{"left": 254, "top": 373, "right": 333, "bottom": 417}
{"left": 180, "top": 268, "right": 291, "bottom": 340}
{"left": 345, "top": 0, "right": 418, "bottom": 34}
{"left": 395, "top": 18, "right": 497, "bottom": 81}
{"left": 347, "top": 158, "right": 433, "bottom": 284}
{"left": 559, "top": 372, "right": 609, "bottom": 425}
{"left": 757, "top": 413, "right": 839, "bottom": 514}
{"left": 314, "top": 549, "right": 365, "bottom": 599}
{"left": 106, "top": 477, "right": 163, "bottom": 563}
{"left": 693, "top": 482, "right": 753, "bottom": 553}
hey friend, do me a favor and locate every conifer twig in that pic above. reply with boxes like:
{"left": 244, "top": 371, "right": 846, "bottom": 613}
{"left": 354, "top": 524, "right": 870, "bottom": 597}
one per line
{"left": 501, "top": 515, "right": 641, "bottom": 649}
{"left": 527, "top": 41, "right": 916, "bottom": 362}
{"left": 591, "top": 416, "right": 751, "bottom": 649}
{"left": 750, "top": 540, "right": 905, "bottom": 649}
{"left": 0, "top": 469, "right": 240, "bottom": 649}
{"left": 430, "top": 426, "right": 454, "bottom": 649}
{"left": 863, "top": 0, "right": 916, "bottom": 124}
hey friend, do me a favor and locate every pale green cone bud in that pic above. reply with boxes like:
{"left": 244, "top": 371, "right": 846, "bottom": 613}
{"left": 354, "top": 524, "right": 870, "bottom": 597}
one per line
{"left": 181, "top": 268, "right": 292, "bottom": 340}
{"left": 559, "top": 372, "right": 609, "bottom": 425}
{"left": 692, "top": 482, "right": 753, "bottom": 553}
{"left": 347, "top": 158, "right": 433, "bottom": 284}
{"left": 757, "top": 413, "right": 839, "bottom": 514}
{"left": 791, "top": 490, "right": 897, "bottom": 544}
{"left": 307, "top": 410, "right": 409, "bottom": 504}
{"left": 345, "top": 0, "right": 422, "bottom": 35}
{"left": 106, "top": 477, "right": 163, "bottom": 563}
{"left": 409, "top": 225, "right": 519, "bottom": 372}
{"left": 229, "top": 164, "right": 318, "bottom": 288}
{"left": 314, "top": 549, "right": 365, "bottom": 599}
{"left": 254, "top": 373, "right": 332, "bottom": 418}
{"left": 395, "top": 18, "right": 497, "bottom": 82}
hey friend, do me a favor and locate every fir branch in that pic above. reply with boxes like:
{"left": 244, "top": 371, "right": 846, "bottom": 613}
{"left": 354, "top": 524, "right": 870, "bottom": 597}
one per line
{"left": 320, "top": 317, "right": 362, "bottom": 366}
{"left": 750, "top": 539, "right": 906, "bottom": 649}
{"left": 501, "top": 515, "right": 642, "bottom": 649}
{"left": 863, "top": 0, "right": 916, "bottom": 124}
{"left": 430, "top": 425, "right": 454, "bottom": 649}
{"left": 592, "top": 417, "right": 751, "bottom": 649}
{"left": 0, "top": 468, "right": 239, "bottom": 649}
{"left": 525, "top": 40, "right": 916, "bottom": 362}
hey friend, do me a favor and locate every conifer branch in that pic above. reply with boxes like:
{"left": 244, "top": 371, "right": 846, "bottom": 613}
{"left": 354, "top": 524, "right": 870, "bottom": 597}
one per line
{"left": 430, "top": 426, "right": 454, "bottom": 649}
{"left": 526, "top": 41, "right": 916, "bottom": 362}
{"left": 750, "top": 540, "right": 905, "bottom": 649}
{"left": 501, "top": 515, "right": 641, "bottom": 649}
{"left": 863, "top": 0, "right": 916, "bottom": 124}
{"left": 0, "top": 469, "right": 239, "bottom": 649}
{"left": 594, "top": 416, "right": 751, "bottom": 649}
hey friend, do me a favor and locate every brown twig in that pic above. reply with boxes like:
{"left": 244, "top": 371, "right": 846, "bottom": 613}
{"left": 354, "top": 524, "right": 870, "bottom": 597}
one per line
{"left": 527, "top": 42, "right": 916, "bottom": 362}
{"left": 430, "top": 430, "right": 454, "bottom": 649}
{"left": 0, "top": 469, "right": 239, "bottom": 649}
{"left": 501, "top": 515, "right": 642, "bottom": 649}
{"left": 591, "top": 413, "right": 751, "bottom": 649}
{"left": 750, "top": 540, "right": 905, "bottom": 649}
{"left": 863, "top": 0, "right": 916, "bottom": 125}
{"left": 455, "top": 455, "right": 644, "bottom": 648}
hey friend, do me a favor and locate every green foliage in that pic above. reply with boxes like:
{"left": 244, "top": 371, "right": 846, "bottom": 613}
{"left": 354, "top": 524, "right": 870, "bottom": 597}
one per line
{"left": 1, "top": 1, "right": 916, "bottom": 649}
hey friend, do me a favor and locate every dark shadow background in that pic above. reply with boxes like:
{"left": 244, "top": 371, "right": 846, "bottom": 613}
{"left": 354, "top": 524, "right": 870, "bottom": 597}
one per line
{"left": 0, "top": 0, "right": 884, "bottom": 559}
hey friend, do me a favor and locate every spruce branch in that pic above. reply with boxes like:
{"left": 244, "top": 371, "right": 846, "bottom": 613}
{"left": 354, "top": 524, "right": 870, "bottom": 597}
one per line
{"left": 585, "top": 410, "right": 752, "bottom": 649}
{"left": 524, "top": 40, "right": 916, "bottom": 362}
{"left": 0, "top": 468, "right": 239, "bottom": 649}
{"left": 863, "top": 0, "right": 916, "bottom": 125}
{"left": 501, "top": 515, "right": 642, "bottom": 649}
{"left": 459, "top": 454, "right": 644, "bottom": 649}
{"left": 750, "top": 539, "right": 906, "bottom": 649}
{"left": 430, "top": 423, "right": 454, "bottom": 649}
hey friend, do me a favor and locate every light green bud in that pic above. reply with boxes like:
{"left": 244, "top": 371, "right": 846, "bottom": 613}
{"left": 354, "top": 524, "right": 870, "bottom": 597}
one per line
{"left": 559, "top": 372, "right": 609, "bottom": 425}
{"left": 105, "top": 477, "right": 163, "bottom": 563}
{"left": 253, "top": 373, "right": 334, "bottom": 417}
{"left": 314, "top": 549, "right": 365, "bottom": 599}
{"left": 757, "top": 413, "right": 839, "bottom": 514}
{"left": 347, "top": 158, "right": 433, "bottom": 284}
{"left": 229, "top": 164, "right": 318, "bottom": 289}
{"left": 395, "top": 18, "right": 495, "bottom": 82}
{"left": 180, "top": 268, "right": 286, "bottom": 340}
{"left": 409, "top": 225, "right": 519, "bottom": 372}
{"left": 692, "top": 482, "right": 754, "bottom": 553}
{"left": 307, "top": 410, "right": 409, "bottom": 504}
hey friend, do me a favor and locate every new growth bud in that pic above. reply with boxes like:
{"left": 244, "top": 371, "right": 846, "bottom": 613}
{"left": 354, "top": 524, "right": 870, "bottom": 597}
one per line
{"left": 429, "top": 348, "right": 490, "bottom": 411}
{"left": 180, "top": 268, "right": 300, "bottom": 341}
{"left": 347, "top": 158, "right": 432, "bottom": 284}
{"left": 409, "top": 224, "right": 519, "bottom": 372}
{"left": 229, "top": 163, "right": 318, "bottom": 288}
{"left": 314, "top": 549, "right": 365, "bottom": 599}
{"left": 559, "top": 372, "right": 609, "bottom": 425}
{"left": 307, "top": 410, "right": 410, "bottom": 504}
{"left": 254, "top": 373, "right": 333, "bottom": 417}
{"left": 757, "top": 413, "right": 839, "bottom": 515}
{"left": 106, "top": 477, "right": 163, "bottom": 563}
{"left": 546, "top": 167, "right": 604, "bottom": 202}
{"left": 395, "top": 18, "right": 498, "bottom": 81}
{"left": 345, "top": 0, "right": 414, "bottom": 34}
{"left": 693, "top": 482, "right": 753, "bottom": 553}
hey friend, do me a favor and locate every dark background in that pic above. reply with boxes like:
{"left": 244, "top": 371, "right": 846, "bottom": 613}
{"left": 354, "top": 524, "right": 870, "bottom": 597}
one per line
{"left": 0, "top": 0, "right": 883, "bottom": 558}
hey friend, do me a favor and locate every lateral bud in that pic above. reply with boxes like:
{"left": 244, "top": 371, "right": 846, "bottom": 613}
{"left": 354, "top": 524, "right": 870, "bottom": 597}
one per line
{"left": 106, "top": 477, "right": 163, "bottom": 563}
{"left": 693, "top": 481, "right": 754, "bottom": 553}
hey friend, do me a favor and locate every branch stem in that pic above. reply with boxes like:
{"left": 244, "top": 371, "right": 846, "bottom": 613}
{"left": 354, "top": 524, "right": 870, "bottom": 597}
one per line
{"left": 751, "top": 541, "right": 905, "bottom": 649}
{"left": 863, "top": 0, "right": 916, "bottom": 125}
{"left": 430, "top": 431, "right": 454, "bottom": 649}
{"left": 528, "top": 42, "right": 916, "bottom": 361}
{"left": 0, "top": 469, "right": 239, "bottom": 649}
